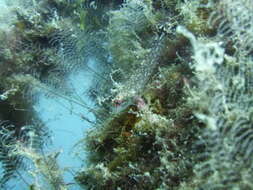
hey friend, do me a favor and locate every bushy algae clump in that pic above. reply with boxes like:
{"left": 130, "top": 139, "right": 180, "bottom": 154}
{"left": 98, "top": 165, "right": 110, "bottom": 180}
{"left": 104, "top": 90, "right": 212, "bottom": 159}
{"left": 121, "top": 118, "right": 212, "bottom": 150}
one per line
{"left": 75, "top": 0, "right": 199, "bottom": 189}
{"left": 75, "top": 63, "right": 197, "bottom": 189}
{"left": 76, "top": 0, "right": 253, "bottom": 189}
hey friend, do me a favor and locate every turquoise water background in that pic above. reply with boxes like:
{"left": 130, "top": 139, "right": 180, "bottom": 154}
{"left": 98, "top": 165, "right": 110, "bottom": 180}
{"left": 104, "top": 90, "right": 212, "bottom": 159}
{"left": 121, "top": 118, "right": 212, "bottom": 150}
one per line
{"left": 0, "top": 58, "right": 98, "bottom": 189}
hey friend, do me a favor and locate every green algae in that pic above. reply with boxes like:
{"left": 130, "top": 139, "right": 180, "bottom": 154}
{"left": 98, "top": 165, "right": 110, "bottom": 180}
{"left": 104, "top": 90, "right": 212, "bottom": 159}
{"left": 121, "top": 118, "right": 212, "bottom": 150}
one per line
{"left": 1, "top": 0, "right": 252, "bottom": 189}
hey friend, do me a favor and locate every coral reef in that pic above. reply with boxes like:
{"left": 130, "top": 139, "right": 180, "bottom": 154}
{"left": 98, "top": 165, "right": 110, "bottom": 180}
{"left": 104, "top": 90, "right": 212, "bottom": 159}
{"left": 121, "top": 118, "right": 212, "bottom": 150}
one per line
{"left": 0, "top": 0, "right": 253, "bottom": 189}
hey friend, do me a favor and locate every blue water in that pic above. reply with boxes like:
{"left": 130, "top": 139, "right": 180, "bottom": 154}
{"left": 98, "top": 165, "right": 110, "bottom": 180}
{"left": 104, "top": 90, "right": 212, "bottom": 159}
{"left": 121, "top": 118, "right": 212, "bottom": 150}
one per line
{"left": 0, "top": 0, "right": 102, "bottom": 188}
{"left": 34, "top": 58, "right": 98, "bottom": 189}
{"left": 2, "top": 58, "right": 99, "bottom": 189}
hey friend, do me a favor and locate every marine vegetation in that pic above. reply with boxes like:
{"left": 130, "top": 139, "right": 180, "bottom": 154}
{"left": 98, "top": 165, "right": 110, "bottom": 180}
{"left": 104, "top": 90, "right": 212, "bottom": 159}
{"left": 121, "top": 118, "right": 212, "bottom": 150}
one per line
{"left": 0, "top": 0, "right": 253, "bottom": 189}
